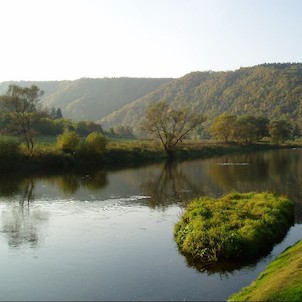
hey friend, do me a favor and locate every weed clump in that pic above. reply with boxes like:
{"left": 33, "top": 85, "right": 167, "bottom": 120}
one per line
{"left": 174, "top": 192, "right": 294, "bottom": 262}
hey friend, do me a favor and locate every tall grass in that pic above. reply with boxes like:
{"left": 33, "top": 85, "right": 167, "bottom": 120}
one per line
{"left": 174, "top": 192, "right": 294, "bottom": 262}
{"left": 228, "top": 240, "right": 302, "bottom": 301}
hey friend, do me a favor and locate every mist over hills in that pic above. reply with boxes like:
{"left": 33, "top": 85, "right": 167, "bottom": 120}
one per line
{"left": 0, "top": 77, "right": 173, "bottom": 121}
{"left": 1, "top": 63, "right": 302, "bottom": 135}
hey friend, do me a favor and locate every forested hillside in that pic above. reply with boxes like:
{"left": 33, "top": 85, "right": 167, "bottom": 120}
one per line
{"left": 100, "top": 63, "right": 302, "bottom": 133}
{"left": 1, "top": 63, "right": 302, "bottom": 135}
{"left": 0, "top": 77, "right": 172, "bottom": 121}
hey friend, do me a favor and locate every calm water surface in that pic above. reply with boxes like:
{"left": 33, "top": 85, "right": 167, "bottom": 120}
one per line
{"left": 0, "top": 149, "right": 302, "bottom": 301}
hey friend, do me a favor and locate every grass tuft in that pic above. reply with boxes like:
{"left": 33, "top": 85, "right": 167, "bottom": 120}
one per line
{"left": 174, "top": 192, "right": 294, "bottom": 262}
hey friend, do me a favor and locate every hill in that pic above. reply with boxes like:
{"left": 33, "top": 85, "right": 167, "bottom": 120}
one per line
{"left": 99, "top": 63, "right": 302, "bottom": 133}
{"left": 0, "top": 77, "right": 173, "bottom": 121}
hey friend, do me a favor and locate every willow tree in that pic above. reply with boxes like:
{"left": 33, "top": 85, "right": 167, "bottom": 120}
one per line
{"left": 0, "top": 84, "right": 45, "bottom": 153}
{"left": 141, "top": 101, "right": 206, "bottom": 158}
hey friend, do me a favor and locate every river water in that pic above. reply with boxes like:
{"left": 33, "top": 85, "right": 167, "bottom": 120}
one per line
{"left": 0, "top": 148, "right": 301, "bottom": 301}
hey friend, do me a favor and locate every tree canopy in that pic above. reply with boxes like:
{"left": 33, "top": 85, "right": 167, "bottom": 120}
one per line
{"left": 141, "top": 101, "right": 206, "bottom": 157}
{"left": 100, "top": 63, "right": 302, "bottom": 136}
{"left": 0, "top": 84, "right": 45, "bottom": 152}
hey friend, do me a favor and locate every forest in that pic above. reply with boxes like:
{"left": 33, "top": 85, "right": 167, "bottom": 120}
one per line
{"left": 1, "top": 63, "right": 302, "bottom": 139}
{"left": 100, "top": 63, "right": 302, "bottom": 136}
{"left": 0, "top": 63, "right": 301, "bottom": 171}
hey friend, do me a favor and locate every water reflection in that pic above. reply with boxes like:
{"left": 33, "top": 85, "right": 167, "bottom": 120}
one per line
{"left": 140, "top": 160, "right": 205, "bottom": 208}
{"left": 206, "top": 150, "right": 302, "bottom": 222}
{"left": 184, "top": 254, "right": 259, "bottom": 277}
{"left": 0, "top": 149, "right": 301, "bottom": 301}
{"left": 48, "top": 170, "right": 108, "bottom": 195}
{"left": 1, "top": 178, "right": 48, "bottom": 248}
{"left": 0, "top": 150, "right": 302, "bottom": 244}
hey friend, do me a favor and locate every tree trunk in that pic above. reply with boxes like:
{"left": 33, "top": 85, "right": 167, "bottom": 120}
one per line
{"left": 165, "top": 147, "right": 175, "bottom": 159}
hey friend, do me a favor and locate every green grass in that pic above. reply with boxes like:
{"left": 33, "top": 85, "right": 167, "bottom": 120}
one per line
{"left": 1, "top": 135, "right": 298, "bottom": 172}
{"left": 174, "top": 192, "right": 294, "bottom": 262}
{"left": 228, "top": 240, "right": 302, "bottom": 301}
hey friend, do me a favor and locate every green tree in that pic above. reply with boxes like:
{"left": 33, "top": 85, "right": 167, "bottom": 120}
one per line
{"left": 254, "top": 116, "right": 270, "bottom": 141}
{"left": 209, "top": 113, "right": 237, "bottom": 143}
{"left": 140, "top": 101, "right": 206, "bottom": 157}
{"left": 76, "top": 120, "right": 103, "bottom": 136}
{"left": 85, "top": 131, "right": 107, "bottom": 154}
{"left": 50, "top": 107, "right": 57, "bottom": 119}
{"left": 0, "top": 84, "right": 45, "bottom": 153}
{"left": 56, "top": 129, "right": 80, "bottom": 153}
{"left": 233, "top": 116, "right": 258, "bottom": 143}
{"left": 105, "top": 125, "right": 135, "bottom": 138}
{"left": 50, "top": 107, "right": 63, "bottom": 119}
{"left": 269, "top": 120, "right": 293, "bottom": 144}
{"left": 56, "top": 107, "right": 63, "bottom": 119}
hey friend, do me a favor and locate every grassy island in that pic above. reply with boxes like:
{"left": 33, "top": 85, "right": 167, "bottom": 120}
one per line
{"left": 174, "top": 192, "right": 294, "bottom": 262}
{"left": 228, "top": 240, "right": 302, "bottom": 301}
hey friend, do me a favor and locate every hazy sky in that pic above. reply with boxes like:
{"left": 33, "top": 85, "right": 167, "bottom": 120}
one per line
{"left": 0, "top": 0, "right": 301, "bottom": 81}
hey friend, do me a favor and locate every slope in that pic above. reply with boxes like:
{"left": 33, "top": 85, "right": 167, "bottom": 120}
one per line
{"left": 0, "top": 77, "right": 173, "bottom": 121}
{"left": 100, "top": 63, "right": 302, "bottom": 132}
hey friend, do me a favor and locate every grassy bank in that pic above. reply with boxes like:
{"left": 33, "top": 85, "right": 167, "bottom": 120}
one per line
{"left": 174, "top": 192, "right": 294, "bottom": 262}
{"left": 228, "top": 240, "right": 302, "bottom": 301}
{"left": 0, "top": 136, "right": 298, "bottom": 172}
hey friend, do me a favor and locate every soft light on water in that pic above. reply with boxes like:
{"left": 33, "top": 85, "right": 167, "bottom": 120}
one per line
{"left": 0, "top": 149, "right": 301, "bottom": 301}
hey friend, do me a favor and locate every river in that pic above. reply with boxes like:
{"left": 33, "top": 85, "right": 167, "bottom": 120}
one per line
{"left": 0, "top": 148, "right": 301, "bottom": 301}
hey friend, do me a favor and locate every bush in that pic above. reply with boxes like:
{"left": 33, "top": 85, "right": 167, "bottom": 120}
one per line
{"left": 0, "top": 136, "right": 22, "bottom": 169}
{"left": 56, "top": 129, "right": 80, "bottom": 153}
{"left": 174, "top": 192, "right": 294, "bottom": 262}
{"left": 85, "top": 132, "right": 107, "bottom": 154}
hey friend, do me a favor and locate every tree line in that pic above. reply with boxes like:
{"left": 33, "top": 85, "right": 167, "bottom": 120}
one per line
{"left": 209, "top": 112, "right": 297, "bottom": 144}
{"left": 0, "top": 84, "right": 108, "bottom": 152}
{"left": 0, "top": 84, "right": 299, "bottom": 160}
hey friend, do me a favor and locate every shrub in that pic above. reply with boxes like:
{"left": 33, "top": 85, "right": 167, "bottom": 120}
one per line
{"left": 174, "top": 192, "right": 294, "bottom": 262}
{"left": 0, "top": 136, "right": 22, "bottom": 169}
{"left": 56, "top": 129, "right": 80, "bottom": 153}
{"left": 85, "top": 132, "right": 107, "bottom": 154}
{"left": 0, "top": 135, "right": 21, "bottom": 157}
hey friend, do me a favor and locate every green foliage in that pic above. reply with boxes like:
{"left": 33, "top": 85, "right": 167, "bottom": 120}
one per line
{"left": 228, "top": 240, "right": 302, "bottom": 301}
{"left": 49, "top": 106, "right": 63, "bottom": 119}
{"left": 209, "top": 113, "right": 237, "bottom": 142}
{"left": 210, "top": 112, "right": 292, "bottom": 144}
{"left": 233, "top": 116, "right": 258, "bottom": 143}
{"left": 0, "top": 78, "right": 172, "bottom": 122}
{"left": 101, "top": 63, "right": 302, "bottom": 136}
{"left": 269, "top": 119, "right": 293, "bottom": 144}
{"left": 76, "top": 120, "right": 104, "bottom": 136}
{"left": 174, "top": 192, "right": 294, "bottom": 262}
{"left": 34, "top": 117, "right": 64, "bottom": 135}
{"left": 141, "top": 101, "right": 206, "bottom": 157}
{"left": 0, "top": 136, "right": 21, "bottom": 159}
{"left": 106, "top": 125, "right": 135, "bottom": 138}
{"left": 85, "top": 132, "right": 107, "bottom": 154}
{"left": 56, "top": 129, "right": 80, "bottom": 153}
{"left": 0, "top": 84, "right": 45, "bottom": 153}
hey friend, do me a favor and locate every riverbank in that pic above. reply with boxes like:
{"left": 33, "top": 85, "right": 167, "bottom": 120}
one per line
{"left": 228, "top": 239, "right": 302, "bottom": 301}
{"left": 0, "top": 138, "right": 299, "bottom": 173}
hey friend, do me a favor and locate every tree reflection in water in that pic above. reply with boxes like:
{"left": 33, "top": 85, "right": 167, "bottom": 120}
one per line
{"left": 55, "top": 170, "right": 108, "bottom": 195}
{"left": 1, "top": 178, "right": 48, "bottom": 248}
{"left": 140, "top": 159, "right": 205, "bottom": 208}
{"left": 183, "top": 252, "right": 260, "bottom": 277}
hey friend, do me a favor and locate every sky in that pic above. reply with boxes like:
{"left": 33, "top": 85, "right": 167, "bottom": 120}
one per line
{"left": 0, "top": 0, "right": 301, "bottom": 81}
